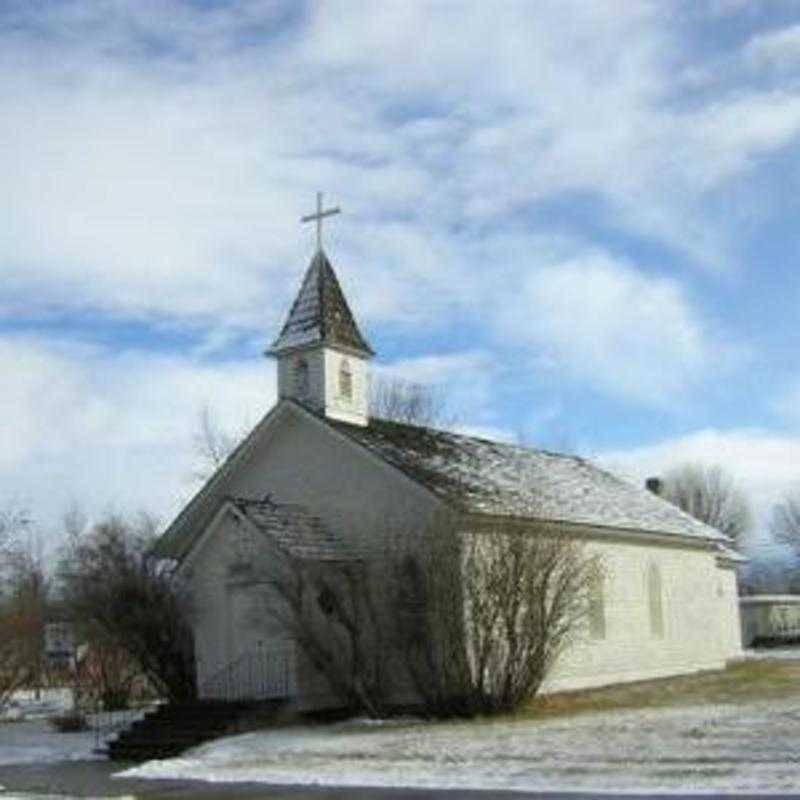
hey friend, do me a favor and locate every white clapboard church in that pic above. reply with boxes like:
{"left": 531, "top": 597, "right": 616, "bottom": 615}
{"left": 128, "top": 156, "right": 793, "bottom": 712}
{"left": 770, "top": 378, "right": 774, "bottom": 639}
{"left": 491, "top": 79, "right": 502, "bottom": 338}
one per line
{"left": 156, "top": 197, "right": 743, "bottom": 710}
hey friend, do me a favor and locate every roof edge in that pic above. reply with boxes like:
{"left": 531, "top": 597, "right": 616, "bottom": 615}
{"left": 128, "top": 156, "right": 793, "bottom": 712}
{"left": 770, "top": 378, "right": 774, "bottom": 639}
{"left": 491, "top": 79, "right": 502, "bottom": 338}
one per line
{"left": 154, "top": 401, "right": 297, "bottom": 561}
{"left": 465, "top": 511, "right": 725, "bottom": 549}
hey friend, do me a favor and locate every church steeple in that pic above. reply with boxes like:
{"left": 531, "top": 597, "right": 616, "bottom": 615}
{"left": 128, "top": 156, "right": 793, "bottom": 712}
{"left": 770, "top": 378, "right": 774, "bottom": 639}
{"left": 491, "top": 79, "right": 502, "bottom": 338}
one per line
{"left": 267, "top": 249, "right": 374, "bottom": 359}
{"left": 267, "top": 197, "right": 373, "bottom": 426}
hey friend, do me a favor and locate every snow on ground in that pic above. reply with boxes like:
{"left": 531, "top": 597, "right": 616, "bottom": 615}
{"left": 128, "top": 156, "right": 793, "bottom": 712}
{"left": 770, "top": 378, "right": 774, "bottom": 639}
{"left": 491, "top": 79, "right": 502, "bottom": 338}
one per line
{"left": 742, "top": 646, "right": 800, "bottom": 660}
{"left": 121, "top": 696, "right": 800, "bottom": 795}
{"left": 0, "top": 719, "right": 99, "bottom": 767}
{"left": 0, "top": 795, "right": 132, "bottom": 800}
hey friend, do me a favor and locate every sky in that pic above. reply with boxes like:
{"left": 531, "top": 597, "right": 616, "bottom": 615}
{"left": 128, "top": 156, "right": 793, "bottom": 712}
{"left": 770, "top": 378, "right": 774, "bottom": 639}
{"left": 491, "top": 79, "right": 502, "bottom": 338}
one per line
{"left": 2, "top": 0, "right": 800, "bottom": 559}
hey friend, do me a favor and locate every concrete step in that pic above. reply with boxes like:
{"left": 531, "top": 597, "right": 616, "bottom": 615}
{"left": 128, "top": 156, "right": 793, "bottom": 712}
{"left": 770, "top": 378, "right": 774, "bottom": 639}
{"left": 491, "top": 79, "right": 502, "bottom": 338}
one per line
{"left": 105, "top": 699, "right": 285, "bottom": 762}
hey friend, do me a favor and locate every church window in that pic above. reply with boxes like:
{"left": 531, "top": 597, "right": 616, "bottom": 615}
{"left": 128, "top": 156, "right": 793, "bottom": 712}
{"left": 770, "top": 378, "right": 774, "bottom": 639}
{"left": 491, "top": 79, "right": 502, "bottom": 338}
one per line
{"left": 588, "top": 574, "right": 606, "bottom": 639}
{"left": 399, "top": 555, "right": 426, "bottom": 645}
{"left": 317, "top": 585, "right": 337, "bottom": 616}
{"left": 339, "top": 359, "right": 353, "bottom": 400}
{"left": 294, "top": 357, "right": 310, "bottom": 398}
{"left": 647, "top": 563, "right": 664, "bottom": 638}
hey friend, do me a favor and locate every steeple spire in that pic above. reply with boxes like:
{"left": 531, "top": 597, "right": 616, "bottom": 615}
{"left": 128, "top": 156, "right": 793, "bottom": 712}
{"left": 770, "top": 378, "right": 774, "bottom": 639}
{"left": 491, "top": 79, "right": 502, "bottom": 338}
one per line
{"left": 267, "top": 250, "right": 373, "bottom": 357}
{"left": 267, "top": 201, "right": 373, "bottom": 426}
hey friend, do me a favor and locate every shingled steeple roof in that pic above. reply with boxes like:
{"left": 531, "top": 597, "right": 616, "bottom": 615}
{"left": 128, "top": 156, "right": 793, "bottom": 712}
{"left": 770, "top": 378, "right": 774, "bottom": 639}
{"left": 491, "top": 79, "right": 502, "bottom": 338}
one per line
{"left": 267, "top": 249, "right": 374, "bottom": 357}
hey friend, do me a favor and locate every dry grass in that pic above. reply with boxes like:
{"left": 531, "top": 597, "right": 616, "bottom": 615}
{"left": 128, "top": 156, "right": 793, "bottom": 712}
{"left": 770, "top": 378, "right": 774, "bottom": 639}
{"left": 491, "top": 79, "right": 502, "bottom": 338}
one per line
{"left": 517, "top": 658, "right": 800, "bottom": 721}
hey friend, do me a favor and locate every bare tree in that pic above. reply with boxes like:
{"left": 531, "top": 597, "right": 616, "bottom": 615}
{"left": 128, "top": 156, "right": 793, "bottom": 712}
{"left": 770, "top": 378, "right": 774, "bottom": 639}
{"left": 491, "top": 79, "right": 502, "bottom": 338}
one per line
{"left": 0, "top": 606, "right": 34, "bottom": 706}
{"left": 0, "top": 506, "right": 41, "bottom": 706}
{"left": 58, "top": 512, "right": 196, "bottom": 703}
{"left": 0, "top": 505, "right": 31, "bottom": 565}
{"left": 771, "top": 493, "right": 800, "bottom": 560}
{"left": 659, "top": 463, "right": 752, "bottom": 548}
{"left": 256, "top": 512, "right": 598, "bottom": 718}
{"left": 256, "top": 556, "right": 390, "bottom": 718}
{"left": 396, "top": 515, "right": 600, "bottom": 716}
{"left": 370, "top": 377, "right": 454, "bottom": 428}
{"left": 192, "top": 405, "right": 243, "bottom": 481}
{"left": 77, "top": 636, "right": 142, "bottom": 711}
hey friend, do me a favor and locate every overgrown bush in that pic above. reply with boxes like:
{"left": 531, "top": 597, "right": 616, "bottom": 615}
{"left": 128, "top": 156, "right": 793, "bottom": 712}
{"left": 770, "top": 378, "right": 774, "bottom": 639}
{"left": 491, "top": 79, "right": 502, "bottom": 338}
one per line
{"left": 58, "top": 513, "right": 196, "bottom": 703}
{"left": 258, "top": 512, "right": 600, "bottom": 719}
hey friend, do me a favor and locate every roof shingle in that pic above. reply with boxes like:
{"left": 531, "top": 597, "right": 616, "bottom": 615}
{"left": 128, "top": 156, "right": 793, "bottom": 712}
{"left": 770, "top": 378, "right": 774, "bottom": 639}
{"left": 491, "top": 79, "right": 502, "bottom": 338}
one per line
{"left": 267, "top": 250, "right": 374, "bottom": 356}
{"left": 230, "top": 496, "right": 351, "bottom": 561}
{"left": 328, "top": 416, "right": 730, "bottom": 544}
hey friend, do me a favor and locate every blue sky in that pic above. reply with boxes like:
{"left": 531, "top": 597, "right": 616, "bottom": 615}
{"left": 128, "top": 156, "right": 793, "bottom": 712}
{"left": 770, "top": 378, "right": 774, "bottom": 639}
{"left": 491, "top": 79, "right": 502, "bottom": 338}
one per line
{"left": 2, "top": 0, "right": 800, "bottom": 552}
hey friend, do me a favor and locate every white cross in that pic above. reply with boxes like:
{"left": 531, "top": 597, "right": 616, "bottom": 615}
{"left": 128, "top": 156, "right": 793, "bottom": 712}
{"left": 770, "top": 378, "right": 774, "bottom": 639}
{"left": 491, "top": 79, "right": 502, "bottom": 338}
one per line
{"left": 301, "top": 192, "right": 340, "bottom": 251}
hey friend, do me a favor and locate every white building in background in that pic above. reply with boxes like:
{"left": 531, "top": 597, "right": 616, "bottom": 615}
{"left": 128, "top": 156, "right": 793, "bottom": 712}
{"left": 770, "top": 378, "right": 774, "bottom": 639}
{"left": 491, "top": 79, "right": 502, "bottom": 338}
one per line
{"left": 156, "top": 238, "right": 743, "bottom": 709}
{"left": 740, "top": 595, "right": 800, "bottom": 647}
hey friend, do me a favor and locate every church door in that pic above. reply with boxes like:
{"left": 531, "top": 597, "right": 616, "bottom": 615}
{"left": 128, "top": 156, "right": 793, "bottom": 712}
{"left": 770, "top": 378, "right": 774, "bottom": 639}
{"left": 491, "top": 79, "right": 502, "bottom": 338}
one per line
{"left": 222, "top": 581, "right": 293, "bottom": 701}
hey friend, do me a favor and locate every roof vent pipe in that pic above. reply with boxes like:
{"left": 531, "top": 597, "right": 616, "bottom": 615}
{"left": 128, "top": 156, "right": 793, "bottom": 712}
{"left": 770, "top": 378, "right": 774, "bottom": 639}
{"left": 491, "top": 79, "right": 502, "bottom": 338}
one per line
{"left": 645, "top": 477, "right": 663, "bottom": 495}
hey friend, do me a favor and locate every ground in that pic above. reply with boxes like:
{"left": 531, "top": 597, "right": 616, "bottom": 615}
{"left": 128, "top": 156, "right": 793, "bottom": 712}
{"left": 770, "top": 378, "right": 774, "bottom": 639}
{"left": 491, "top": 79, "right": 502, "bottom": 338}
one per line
{"left": 119, "top": 655, "right": 800, "bottom": 795}
{"left": 3, "top": 653, "right": 800, "bottom": 798}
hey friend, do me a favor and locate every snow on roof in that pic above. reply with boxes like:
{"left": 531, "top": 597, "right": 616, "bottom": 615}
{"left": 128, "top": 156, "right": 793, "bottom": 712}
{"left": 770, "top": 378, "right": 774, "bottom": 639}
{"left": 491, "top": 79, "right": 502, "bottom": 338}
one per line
{"left": 230, "top": 496, "right": 352, "bottom": 562}
{"left": 267, "top": 249, "right": 374, "bottom": 356}
{"left": 715, "top": 542, "right": 747, "bottom": 564}
{"left": 329, "top": 416, "right": 728, "bottom": 543}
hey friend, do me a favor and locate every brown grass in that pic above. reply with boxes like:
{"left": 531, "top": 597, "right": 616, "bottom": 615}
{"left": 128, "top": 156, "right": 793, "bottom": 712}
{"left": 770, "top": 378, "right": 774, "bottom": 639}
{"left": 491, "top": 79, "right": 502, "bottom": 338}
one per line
{"left": 516, "top": 658, "right": 800, "bottom": 721}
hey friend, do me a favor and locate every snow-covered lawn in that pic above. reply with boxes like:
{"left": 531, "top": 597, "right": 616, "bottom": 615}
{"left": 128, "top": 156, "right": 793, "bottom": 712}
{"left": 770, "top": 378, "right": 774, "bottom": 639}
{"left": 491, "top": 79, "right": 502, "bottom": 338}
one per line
{"left": 0, "top": 719, "right": 98, "bottom": 767}
{"left": 121, "top": 696, "right": 800, "bottom": 795}
{"left": 0, "top": 795, "right": 130, "bottom": 800}
{"left": 742, "top": 646, "right": 800, "bottom": 661}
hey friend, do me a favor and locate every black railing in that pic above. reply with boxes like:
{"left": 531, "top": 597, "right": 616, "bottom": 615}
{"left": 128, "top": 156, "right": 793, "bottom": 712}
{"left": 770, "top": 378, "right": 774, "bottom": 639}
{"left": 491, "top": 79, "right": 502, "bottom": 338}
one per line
{"left": 91, "top": 703, "right": 155, "bottom": 753}
{"left": 200, "top": 648, "right": 292, "bottom": 702}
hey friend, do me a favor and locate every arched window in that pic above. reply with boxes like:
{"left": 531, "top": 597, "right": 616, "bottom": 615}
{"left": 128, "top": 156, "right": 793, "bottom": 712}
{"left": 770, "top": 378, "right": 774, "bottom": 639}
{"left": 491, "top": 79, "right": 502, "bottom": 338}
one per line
{"left": 294, "top": 357, "right": 309, "bottom": 398}
{"left": 339, "top": 358, "right": 353, "bottom": 400}
{"left": 648, "top": 563, "right": 664, "bottom": 638}
{"left": 588, "top": 573, "right": 606, "bottom": 640}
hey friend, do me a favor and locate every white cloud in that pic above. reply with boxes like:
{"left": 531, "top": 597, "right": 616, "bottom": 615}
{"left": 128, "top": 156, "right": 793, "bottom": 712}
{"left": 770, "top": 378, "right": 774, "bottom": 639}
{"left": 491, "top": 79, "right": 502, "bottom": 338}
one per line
{"left": 496, "top": 253, "right": 739, "bottom": 407}
{"left": 0, "top": 334, "right": 275, "bottom": 544}
{"left": 771, "top": 381, "right": 800, "bottom": 425}
{"left": 1, "top": 0, "right": 799, "bottom": 336}
{"left": 745, "top": 24, "right": 800, "bottom": 72}
{"left": 601, "top": 428, "right": 800, "bottom": 545}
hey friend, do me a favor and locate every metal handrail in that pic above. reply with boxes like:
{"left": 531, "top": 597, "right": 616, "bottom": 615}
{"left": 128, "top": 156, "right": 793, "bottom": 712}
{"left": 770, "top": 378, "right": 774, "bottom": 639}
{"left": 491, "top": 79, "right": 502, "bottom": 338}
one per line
{"left": 200, "top": 647, "right": 292, "bottom": 702}
{"left": 91, "top": 702, "right": 155, "bottom": 752}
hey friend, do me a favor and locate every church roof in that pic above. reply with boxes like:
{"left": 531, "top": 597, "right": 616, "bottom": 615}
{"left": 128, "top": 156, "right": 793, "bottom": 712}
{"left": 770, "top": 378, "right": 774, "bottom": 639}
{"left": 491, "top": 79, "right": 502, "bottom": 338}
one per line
{"left": 267, "top": 250, "right": 374, "bottom": 356}
{"left": 158, "top": 401, "right": 732, "bottom": 565}
{"left": 229, "top": 496, "right": 351, "bottom": 562}
{"left": 327, "top": 415, "right": 730, "bottom": 544}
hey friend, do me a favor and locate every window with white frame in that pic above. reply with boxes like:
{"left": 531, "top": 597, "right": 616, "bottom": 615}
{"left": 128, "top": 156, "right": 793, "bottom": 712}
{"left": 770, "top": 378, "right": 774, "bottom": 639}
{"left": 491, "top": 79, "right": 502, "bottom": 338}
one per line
{"left": 588, "top": 573, "right": 606, "bottom": 640}
{"left": 339, "top": 358, "right": 353, "bottom": 400}
{"left": 647, "top": 563, "right": 664, "bottom": 638}
{"left": 294, "top": 357, "right": 310, "bottom": 398}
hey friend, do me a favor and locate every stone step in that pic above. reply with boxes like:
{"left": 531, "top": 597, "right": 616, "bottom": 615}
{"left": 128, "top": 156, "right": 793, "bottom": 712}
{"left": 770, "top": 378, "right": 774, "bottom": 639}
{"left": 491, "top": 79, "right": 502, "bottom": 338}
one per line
{"left": 105, "top": 699, "right": 285, "bottom": 762}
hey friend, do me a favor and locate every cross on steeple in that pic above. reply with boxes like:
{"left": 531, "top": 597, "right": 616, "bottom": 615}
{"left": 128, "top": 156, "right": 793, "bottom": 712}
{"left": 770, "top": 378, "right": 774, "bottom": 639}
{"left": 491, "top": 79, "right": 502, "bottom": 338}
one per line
{"left": 301, "top": 192, "right": 340, "bottom": 252}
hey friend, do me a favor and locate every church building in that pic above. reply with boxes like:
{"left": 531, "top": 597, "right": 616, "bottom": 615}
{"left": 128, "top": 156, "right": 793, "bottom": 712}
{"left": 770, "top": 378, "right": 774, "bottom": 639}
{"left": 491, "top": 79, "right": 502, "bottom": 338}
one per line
{"left": 156, "top": 202, "right": 743, "bottom": 709}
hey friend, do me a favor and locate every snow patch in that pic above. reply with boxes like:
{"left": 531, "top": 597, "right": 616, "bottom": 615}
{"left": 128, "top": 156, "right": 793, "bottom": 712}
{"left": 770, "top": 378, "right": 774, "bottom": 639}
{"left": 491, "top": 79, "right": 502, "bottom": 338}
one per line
{"left": 119, "top": 698, "right": 800, "bottom": 794}
{"left": 0, "top": 720, "right": 98, "bottom": 766}
{"left": 0, "top": 796, "right": 133, "bottom": 800}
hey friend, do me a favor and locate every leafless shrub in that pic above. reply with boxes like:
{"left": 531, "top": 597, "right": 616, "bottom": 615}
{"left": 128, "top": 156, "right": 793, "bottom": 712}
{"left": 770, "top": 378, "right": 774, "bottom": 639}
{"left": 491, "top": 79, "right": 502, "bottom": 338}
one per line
{"left": 771, "top": 493, "right": 800, "bottom": 560}
{"left": 58, "top": 512, "right": 196, "bottom": 703}
{"left": 259, "top": 512, "right": 598, "bottom": 718}
{"left": 370, "top": 377, "right": 454, "bottom": 428}
{"left": 396, "top": 515, "right": 601, "bottom": 716}
{"left": 192, "top": 405, "right": 241, "bottom": 481}
{"left": 0, "top": 508, "right": 46, "bottom": 707}
{"left": 256, "top": 556, "right": 390, "bottom": 718}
